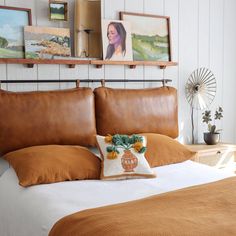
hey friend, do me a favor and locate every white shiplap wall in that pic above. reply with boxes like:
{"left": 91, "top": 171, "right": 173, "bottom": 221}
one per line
{"left": 0, "top": 0, "right": 236, "bottom": 144}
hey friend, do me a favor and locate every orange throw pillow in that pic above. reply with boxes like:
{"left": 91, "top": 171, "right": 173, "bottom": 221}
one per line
{"left": 4, "top": 145, "right": 101, "bottom": 187}
{"left": 142, "top": 133, "right": 197, "bottom": 167}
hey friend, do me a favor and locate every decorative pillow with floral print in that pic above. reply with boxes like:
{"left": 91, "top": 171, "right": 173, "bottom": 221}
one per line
{"left": 96, "top": 134, "right": 156, "bottom": 180}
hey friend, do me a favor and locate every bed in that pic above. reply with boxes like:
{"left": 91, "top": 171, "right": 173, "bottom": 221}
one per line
{"left": 0, "top": 85, "right": 235, "bottom": 236}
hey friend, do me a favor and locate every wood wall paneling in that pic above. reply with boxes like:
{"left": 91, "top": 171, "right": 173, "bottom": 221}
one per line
{"left": 125, "top": 0, "right": 144, "bottom": 14}
{"left": 0, "top": 1, "right": 6, "bottom": 90}
{"left": 208, "top": 0, "right": 224, "bottom": 141}
{"left": 0, "top": 65, "right": 7, "bottom": 90}
{"left": 196, "top": 0, "right": 210, "bottom": 143}
{"left": 144, "top": 0, "right": 164, "bottom": 14}
{"left": 124, "top": 0, "right": 144, "bottom": 89}
{"left": 37, "top": 65, "right": 60, "bottom": 90}
{"left": 222, "top": 0, "right": 236, "bottom": 142}
{"left": 88, "top": 64, "right": 104, "bottom": 90}
{"left": 104, "top": 0, "right": 124, "bottom": 20}
{"left": 103, "top": 0, "right": 125, "bottom": 88}
{"left": 164, "top": 0, "right": 179, "bottom": 90}
{"left": 178, "top": 0, "right": 198, "bottom": 143}
{"left": 0, "top": 0, "right": 235, "bottom": 143}
{"left": 5, "top": 0, "right": 38, "bottom": 92}
{"left": 143, "top": 0, "right": 163, "bottom": 89}
{"left": 6, "top": 65, "right": 37, "bottom": 91}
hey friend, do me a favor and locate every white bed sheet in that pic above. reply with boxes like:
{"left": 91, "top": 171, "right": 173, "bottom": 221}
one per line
{"left": 0, "top": 160, "right": 233, "bottom": 236}
{"left": 0, "top": 158, "right": 9, "bottom": 176}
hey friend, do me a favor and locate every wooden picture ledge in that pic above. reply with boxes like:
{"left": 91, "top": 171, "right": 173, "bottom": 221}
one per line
{"left": 0, "top": 58, "right": 178, "bottom": 69}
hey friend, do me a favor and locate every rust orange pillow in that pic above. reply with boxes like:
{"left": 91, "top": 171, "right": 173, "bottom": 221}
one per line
{"left": 141, "top": 133, "right": 197, "bottom": 167}
{"left": 4, "top": 145, "right": 101, "bottom": 187}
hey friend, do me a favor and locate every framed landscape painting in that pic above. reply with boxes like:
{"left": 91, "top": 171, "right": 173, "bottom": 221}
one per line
{"left": 120, "top": 12, "right": 171, "bottom": 61}
{"left": 24, "top": 26, "right": 71, "bottom": 59}
{"left": 0, "top": 6, "right": 32, "bottom": 58}
{"left": 49, "top": 2, "right": 68, "bottom": 21}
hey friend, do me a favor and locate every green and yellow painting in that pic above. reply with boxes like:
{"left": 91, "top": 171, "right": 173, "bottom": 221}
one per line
{"left": 122, "top": 14, "right": 170, "bottom": 61}
{"left": 0, "top": 8, "right": 29, "bottom": 58}
{"left": 50, "top": 3, "right": 66, "bottom": 21}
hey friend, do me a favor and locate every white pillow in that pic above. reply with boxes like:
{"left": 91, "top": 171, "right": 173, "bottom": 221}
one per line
{"left": 96, "top": 134, "right": 156, "bottom": 180}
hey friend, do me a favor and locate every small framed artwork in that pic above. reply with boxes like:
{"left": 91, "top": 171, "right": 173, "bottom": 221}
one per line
{"left": 120, "top": 12, "right": 172, "bottom": 61}
{"left": 102, "top": 20, "right": 133, "bottom": 61}
{"left": 49, "top": 1, "right": 68, "bottom": 21}
{"left": 0, "top": 6, "right": 32, "bottom": 58}
{"left": 24, "top": 26, "right": 71, "bottom": 59}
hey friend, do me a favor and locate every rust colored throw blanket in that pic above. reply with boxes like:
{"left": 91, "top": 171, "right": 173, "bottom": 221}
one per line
{"left": 49, "top": 177, "right": 236, "bottom": 236}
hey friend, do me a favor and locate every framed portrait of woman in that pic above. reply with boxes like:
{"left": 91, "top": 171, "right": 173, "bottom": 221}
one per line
{"left": 102, "top": 20, "right": 133, "bottom": 61}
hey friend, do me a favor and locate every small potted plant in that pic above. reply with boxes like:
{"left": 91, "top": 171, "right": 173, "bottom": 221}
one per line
{"left": 202, "top": 106, "right": 223, "bottom": 145}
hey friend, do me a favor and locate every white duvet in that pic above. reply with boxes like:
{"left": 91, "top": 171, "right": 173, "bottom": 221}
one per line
{"left": 0, "top": 160, "right": 233, "bottom": 236}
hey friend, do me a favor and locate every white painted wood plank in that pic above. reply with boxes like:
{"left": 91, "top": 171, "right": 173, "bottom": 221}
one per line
{"left": 101, "top": 0, "right": 104, "bottom": 19}
{"left": 35, "top": 0, "right": 60, "bottom": 27}
{"left": 0, "top": 65, "right": 7, "bottom": 90}
{"left": 7, "top": 64, "right": 37, "bottom": 91}
{"left": 88, "top": 64, "right": 105, "bottom": 90}
{"left": 164, "top": 0, "right": 179, "bottom": 90}
{"left": 104, "top": 65, "right": 125, "bottom": 88}
{"left": 144, "top": 0, "right": 164, "bottom": 15}
{"left": 5, "top": 0, "right": 37, "bottom": 24}
{"left": 124, "top": 63, "right": 144, "bottom": 88}
{"left": 143, "top": 0, "right": 164, "bottom": 88}
{"left": 104, "top": 0, "right": 124, "bottom": 20}
{"left": 103, "top": 0, "right": 125, "bottom": 88}
{"left": 222, "top": 0, "right": 236, "bottom": 142}
{"left": 124, "top": 0, "right": 144, "bottom": 88}
{"left": 59, "top": 65, "right": 80, "bottom": 90}
{"left": 197, "top": 0, "right": 210, "bottom": 143}
{"left": 0, "top": 0, "right": 7, "bottom": 90}
{"left": 207, "top": 0, "right": 224, "bottom": 140}
{"left": 37, "top": 65, "right": 60, "bottom": 90}
{"left": 198, "top": 0, "right": 210, "bottom": 68}
{"left": 178, "top": 0, "right": 198, "bottom": 144}
{"left": 4, "top": 0, "right": 37, "bottom": 91}
{"left": 34, "top": 0, "right": 62, "bottom": 91}
{"left": 125, "top": 0, "right": 144, "bottom": 14}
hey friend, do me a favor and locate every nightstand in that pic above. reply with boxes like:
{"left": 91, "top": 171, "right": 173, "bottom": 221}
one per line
{"left": 186, "top": 143, "right": 236, "bottom": 174}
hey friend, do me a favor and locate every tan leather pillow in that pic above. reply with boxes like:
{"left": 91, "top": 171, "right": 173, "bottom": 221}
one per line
{"left": 4, "top": 145, "right": 101, "bottom": 187}
{"left": 94, "top": 86, "right": 178, "bottom": 138}
{"left": 142, "top": 133, "right": 196, "bottom": 167}
{"left": 0, "top": 88, "right": 97, "bottom": 156}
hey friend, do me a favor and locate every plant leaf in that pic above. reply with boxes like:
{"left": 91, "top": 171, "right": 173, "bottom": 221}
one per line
{"left": 210, "top": 125, "right": 216, "bottom": 133}
{"left": 139, "top": 147, "right": 146, "bottom": 154}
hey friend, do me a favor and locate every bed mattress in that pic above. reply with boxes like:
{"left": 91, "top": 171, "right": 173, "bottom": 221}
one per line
{"left": 0, "top": 160, "right": 233, "bottom": 236}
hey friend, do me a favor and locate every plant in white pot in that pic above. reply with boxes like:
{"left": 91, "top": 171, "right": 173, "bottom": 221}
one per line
{"left": 202, "top": 107, "right": 223, "bottom": 145}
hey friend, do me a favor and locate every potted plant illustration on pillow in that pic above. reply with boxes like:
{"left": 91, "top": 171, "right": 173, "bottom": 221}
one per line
{"left": 105, "top": 134, "right": 146, "bottom": 172}
{"left": 202, "top": 106, "right": 223, "bottom": 145}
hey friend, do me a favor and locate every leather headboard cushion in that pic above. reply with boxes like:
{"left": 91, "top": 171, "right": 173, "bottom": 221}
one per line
{"left": 0, "top": 88, "right": 97, "bottom": 156}
{"left": 94, "top": 86, "right": 178, "bottom": 138}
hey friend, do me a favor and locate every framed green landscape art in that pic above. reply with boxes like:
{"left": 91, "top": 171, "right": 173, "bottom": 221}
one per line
{"left": 49, "top": 2, "right": 68, "bottom": 21}
{"left": 0, "top": 6, "right": 32, "bottom": 58}
{"left": 120, "top": 12, "right": 172, "bottom": 62}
